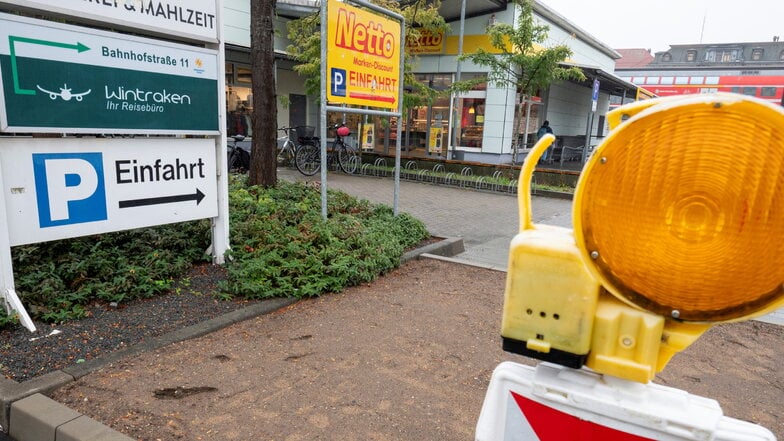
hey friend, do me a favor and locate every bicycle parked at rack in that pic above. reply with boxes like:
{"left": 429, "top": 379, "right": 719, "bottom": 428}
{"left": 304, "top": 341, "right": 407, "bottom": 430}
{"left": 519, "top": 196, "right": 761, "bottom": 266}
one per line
{"left": 276, "top": 126, "right": 305, "bottom": 167}
{"left": 227, "top": 134, "right": 250, "bottom": 172}
{"left": 294, "top": 123, "right": 359, "bottom": 176}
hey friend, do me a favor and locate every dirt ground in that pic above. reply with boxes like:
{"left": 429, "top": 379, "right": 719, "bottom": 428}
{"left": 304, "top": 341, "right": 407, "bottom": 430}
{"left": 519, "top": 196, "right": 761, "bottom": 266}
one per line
{"left": 51, "top": 259, "right": 783, "bottom": 440}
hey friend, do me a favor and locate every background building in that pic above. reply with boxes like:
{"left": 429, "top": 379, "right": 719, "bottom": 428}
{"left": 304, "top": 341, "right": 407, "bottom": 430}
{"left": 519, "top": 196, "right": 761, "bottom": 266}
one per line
{"left": 224, "top": 0, "right": 645, "bottom": 165}
{"left": 616, "top": 41, "right": 784, "bottom": 107}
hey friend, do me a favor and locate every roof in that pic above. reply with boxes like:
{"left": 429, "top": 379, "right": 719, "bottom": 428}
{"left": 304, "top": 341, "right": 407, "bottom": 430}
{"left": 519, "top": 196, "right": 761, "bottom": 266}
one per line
{"left": 615, "top": 49, "right": 655, "bottom": 68}
{"left": 560, "top": 61, "right": 641, "bottom": 96}
{"left": 532, "top": 1, "right": 620, "bottom": 60}
{"left": 435, "top": 0, "right": 509, "bottom": 21}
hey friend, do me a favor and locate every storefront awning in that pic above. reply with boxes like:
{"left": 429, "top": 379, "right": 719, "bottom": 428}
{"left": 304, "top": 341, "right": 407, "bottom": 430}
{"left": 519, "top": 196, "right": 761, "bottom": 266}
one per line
{"left": 560, "top": 62, "right": 642, "bottom": 98}
{"left": 401, "top": 0, "right": 509, "bottom": 22}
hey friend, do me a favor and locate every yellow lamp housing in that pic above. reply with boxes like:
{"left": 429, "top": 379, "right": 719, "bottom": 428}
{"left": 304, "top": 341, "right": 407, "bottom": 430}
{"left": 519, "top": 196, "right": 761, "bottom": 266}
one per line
{"left": 502, "top": 93, "right": 784, "bottom": 383}
{"left": 580, "top": 93, "right": 784, "bottom": 381}
{"left": 501, "top": 134, "right": 601, "bottom": 369}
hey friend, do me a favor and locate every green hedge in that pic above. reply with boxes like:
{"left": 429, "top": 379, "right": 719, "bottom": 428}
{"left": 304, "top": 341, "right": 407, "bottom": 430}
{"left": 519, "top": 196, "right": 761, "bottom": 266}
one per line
{"left": 0, "top": 177, "right": 428, "bottom": 328}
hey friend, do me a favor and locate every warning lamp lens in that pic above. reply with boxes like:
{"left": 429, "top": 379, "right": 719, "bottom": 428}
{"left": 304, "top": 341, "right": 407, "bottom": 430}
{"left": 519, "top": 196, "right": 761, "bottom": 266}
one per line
{"left": 574, "top": 94, "right": 784, "bottom": 322}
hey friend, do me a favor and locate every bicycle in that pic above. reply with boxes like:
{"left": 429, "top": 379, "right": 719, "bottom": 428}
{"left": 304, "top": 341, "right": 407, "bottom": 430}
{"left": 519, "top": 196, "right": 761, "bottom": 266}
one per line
{"left": 276, "top": 127, "right": 298, "bottom": 167}
{"left": 294, "top": 123, "right": 359, "bottom": 176}
{"left": 227, "top": 134, "right": 250, "bottom": 172}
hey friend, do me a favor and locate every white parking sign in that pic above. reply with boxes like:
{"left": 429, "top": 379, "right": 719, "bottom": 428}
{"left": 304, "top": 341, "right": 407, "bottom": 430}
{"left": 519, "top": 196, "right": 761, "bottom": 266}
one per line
{"left": 1, "top": 137, "right": 217, "bottom": 246}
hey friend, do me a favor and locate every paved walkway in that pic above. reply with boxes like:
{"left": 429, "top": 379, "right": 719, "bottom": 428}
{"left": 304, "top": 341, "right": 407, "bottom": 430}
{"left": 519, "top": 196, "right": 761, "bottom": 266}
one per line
{"left": 278, "top": 168, "right": 784, "bottom": 326}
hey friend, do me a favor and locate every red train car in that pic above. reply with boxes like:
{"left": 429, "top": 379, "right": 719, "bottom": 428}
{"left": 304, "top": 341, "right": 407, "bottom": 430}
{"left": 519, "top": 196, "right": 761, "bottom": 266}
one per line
{"left": 619, "top": 71, "right": 784, "bottom": 105}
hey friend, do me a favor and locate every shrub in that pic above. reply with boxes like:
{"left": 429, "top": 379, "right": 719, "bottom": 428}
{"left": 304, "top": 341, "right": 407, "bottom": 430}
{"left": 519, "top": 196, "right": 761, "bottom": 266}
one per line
{"left": 0, "top": 177, "right": 429, "bottom": 327}
{"left": 221, "top": 180, "right": 429, "bottom": 299}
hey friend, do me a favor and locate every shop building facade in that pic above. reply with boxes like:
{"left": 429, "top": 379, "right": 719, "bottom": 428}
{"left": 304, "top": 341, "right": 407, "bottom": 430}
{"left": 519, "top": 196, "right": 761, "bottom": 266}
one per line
{"left": 224, "top": 0, "right": 641, "bottom": 165}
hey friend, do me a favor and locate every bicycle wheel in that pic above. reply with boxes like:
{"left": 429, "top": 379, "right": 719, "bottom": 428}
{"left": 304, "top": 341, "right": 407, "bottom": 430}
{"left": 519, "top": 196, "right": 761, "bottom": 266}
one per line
{"left": 295, "top": 142, "right": 321, "bottom": 176}
{"left": 337, "top": 142, "right": 359, "bottom": 174}
{"left": 277, "top": 142, "right": 295, "bottom": 167}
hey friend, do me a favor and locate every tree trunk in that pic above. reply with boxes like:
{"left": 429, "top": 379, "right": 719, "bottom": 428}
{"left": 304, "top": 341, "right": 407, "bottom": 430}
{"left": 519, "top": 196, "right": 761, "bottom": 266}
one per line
{"left": 249, "top": 0, "right": 277, "bottom": 187}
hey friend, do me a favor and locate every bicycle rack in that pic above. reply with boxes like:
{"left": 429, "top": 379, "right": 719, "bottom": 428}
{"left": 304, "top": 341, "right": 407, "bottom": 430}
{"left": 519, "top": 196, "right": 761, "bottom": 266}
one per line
{"left": 491, "top": 170, "right": 503, "bottom": 192}
{"left": 374, "top": 158, "right": 388, "bottom": 177}
{"left": 432, "top": 164, "right": 446, "bottom": 184}
{"left": 404, "top": 161, "right": 418, "bottom": 180}
{"left": 508, "top": 179, "right": 518, "bottom": 194}
{"left": 417, "top": 169, "right": 430, "bottom": 182}
{"left": 347, "top": 155, "right": 361, "bottom": 174}
{"left": 475, "top": 176, "right": 488, "bottom": 190}
{"left": 445, "top": 172, "right": 456, "bottom": 186}
{"left": 361, "top": 163, "right": 372, "bottom": 176}
{"left": 460, "top": 167, "right": 473, "bottom": 188}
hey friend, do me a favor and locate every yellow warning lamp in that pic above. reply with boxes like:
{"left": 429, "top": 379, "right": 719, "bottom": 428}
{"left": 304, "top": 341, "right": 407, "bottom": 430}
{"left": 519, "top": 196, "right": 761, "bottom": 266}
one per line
{"left": 502, "top": 93, "right": 784, "bottom": 383}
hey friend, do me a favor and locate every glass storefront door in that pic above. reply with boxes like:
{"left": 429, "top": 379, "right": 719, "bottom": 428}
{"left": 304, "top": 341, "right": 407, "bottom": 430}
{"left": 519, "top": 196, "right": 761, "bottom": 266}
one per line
{"left": 456, "top": 90, "right": 486, "bottom": 149}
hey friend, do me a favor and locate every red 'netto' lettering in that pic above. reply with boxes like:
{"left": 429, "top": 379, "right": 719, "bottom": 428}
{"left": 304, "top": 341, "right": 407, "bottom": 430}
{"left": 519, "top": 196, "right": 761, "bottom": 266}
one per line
{"left": 335, "top": 8, "right": 395, "bottom": 59}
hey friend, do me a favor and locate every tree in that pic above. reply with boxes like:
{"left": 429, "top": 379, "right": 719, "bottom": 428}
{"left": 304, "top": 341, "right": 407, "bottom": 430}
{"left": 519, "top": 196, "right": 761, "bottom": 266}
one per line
{"left": 452, "top": 0, "right": 585, "bottom": 161}
{"left": 249, "top": 0, "right": 278, "bottom": 187}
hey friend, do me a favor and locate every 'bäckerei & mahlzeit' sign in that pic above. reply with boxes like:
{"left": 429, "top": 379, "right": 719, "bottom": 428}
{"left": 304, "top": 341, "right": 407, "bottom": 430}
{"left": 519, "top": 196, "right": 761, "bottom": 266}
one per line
{"left": 0, "top": 0, "right": 218, "bottom": 43}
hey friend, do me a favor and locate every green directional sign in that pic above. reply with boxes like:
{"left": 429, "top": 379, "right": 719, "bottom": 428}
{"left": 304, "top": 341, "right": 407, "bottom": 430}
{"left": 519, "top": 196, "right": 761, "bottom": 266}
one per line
{"left": 0, "top": 13, "right": 219, "bottom": 134}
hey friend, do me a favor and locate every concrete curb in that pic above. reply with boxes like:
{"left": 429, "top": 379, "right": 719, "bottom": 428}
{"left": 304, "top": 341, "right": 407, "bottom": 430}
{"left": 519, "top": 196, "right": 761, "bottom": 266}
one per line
{"left": 1, "top": 237, "right": 464, "bottom": 440}
{"left": 401, "top": 236, "right": 464, "bottom": 263}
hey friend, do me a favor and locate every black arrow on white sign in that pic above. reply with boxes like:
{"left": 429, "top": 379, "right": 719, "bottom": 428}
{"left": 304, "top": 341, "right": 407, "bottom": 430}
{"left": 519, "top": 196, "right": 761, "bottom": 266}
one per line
{"left": 118, "top": 189, "right": 205, "bottom": 209}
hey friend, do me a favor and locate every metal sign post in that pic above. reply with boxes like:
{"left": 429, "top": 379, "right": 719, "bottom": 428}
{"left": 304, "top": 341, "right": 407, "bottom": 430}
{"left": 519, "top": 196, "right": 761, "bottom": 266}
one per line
{"left": 320, "top": 0, "right": 405, "bottom": 218}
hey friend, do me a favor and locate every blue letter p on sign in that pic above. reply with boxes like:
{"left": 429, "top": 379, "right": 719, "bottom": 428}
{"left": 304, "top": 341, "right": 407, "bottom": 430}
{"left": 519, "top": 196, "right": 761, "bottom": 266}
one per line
{"left": 33, "top": 153, "right": 108, "bottom": 228}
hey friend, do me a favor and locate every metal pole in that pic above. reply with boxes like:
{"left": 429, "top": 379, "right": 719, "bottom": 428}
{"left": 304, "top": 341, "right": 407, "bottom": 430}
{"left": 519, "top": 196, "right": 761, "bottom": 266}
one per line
{"left": 450, "top": 0, "right": 467, "bottom": 160}
{"left": 320, "top": 0, "right": 328, "bottom": 219}
{"left": 394, "top": 18, "right": 406, "bottom": 216}
{"left": 211, "top": 0, "right": 230, "bottom": 263}
{"left": 0, "top": 157, "right": 35, "bottom": 332}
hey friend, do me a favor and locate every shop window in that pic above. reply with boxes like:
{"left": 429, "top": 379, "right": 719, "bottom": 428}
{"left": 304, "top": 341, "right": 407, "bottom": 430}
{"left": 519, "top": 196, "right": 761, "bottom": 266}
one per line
{"left": 760, "top": 87, "right": 776, "bottom": 97}
{"left": 226, "top": 62, "right": 253, "bottom": 137}
{"left": 742, "top": 87, "right": 757, "bottom": 96}
{"left": 236, "top": 66, "right": 252, "bottom": 84}
{"left": 227, "top": 86, "right": 253, "bottom": 137}
{"left": 458, "top": 97, "right": 485, "bottom": 148}
{"left": 456, "top": 73, "right": 487, "bottom": 149}
{"left": 428, "top": 96, "right": 450, "bottom": 154}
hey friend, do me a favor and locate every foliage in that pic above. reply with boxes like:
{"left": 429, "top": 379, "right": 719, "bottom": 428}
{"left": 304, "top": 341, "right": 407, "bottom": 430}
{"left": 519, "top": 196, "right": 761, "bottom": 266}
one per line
{"left": 450, "top": 0, "right": 585, "bottom": 159}
{"left": 451, "top": 0, "right": 585, "bottom": 97}
{"left": 6, "top": 221, "right": 211, "bottom": 324}
{"left": 0, "top": 177, "right": 429, "bottom": 328}
{"left": 285, "top": 0, "right": 448, "bottom": 109}
{"left": 221, "top": 177, "right": 429, "bottom": 298}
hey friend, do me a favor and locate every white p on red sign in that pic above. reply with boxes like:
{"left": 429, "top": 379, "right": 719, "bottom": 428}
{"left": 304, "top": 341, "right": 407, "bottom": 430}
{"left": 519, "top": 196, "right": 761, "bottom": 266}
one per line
{"left": 0, "top": 138, "right": 217, "bottom": 246}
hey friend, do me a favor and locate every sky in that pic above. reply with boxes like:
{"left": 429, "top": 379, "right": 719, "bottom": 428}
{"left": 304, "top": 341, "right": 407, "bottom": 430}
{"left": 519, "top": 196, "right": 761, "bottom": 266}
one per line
{"left": 538, "top": 0, "right": 784, "bottom": 53}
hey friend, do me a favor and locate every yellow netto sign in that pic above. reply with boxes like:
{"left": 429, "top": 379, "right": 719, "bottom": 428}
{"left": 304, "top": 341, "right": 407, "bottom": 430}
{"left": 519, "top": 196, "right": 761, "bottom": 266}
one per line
{"left": 327, "top": 0, "right": 401, "bottom": 109}
{"left": 407, "top": 29, "right": 444, "bottom": 54}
